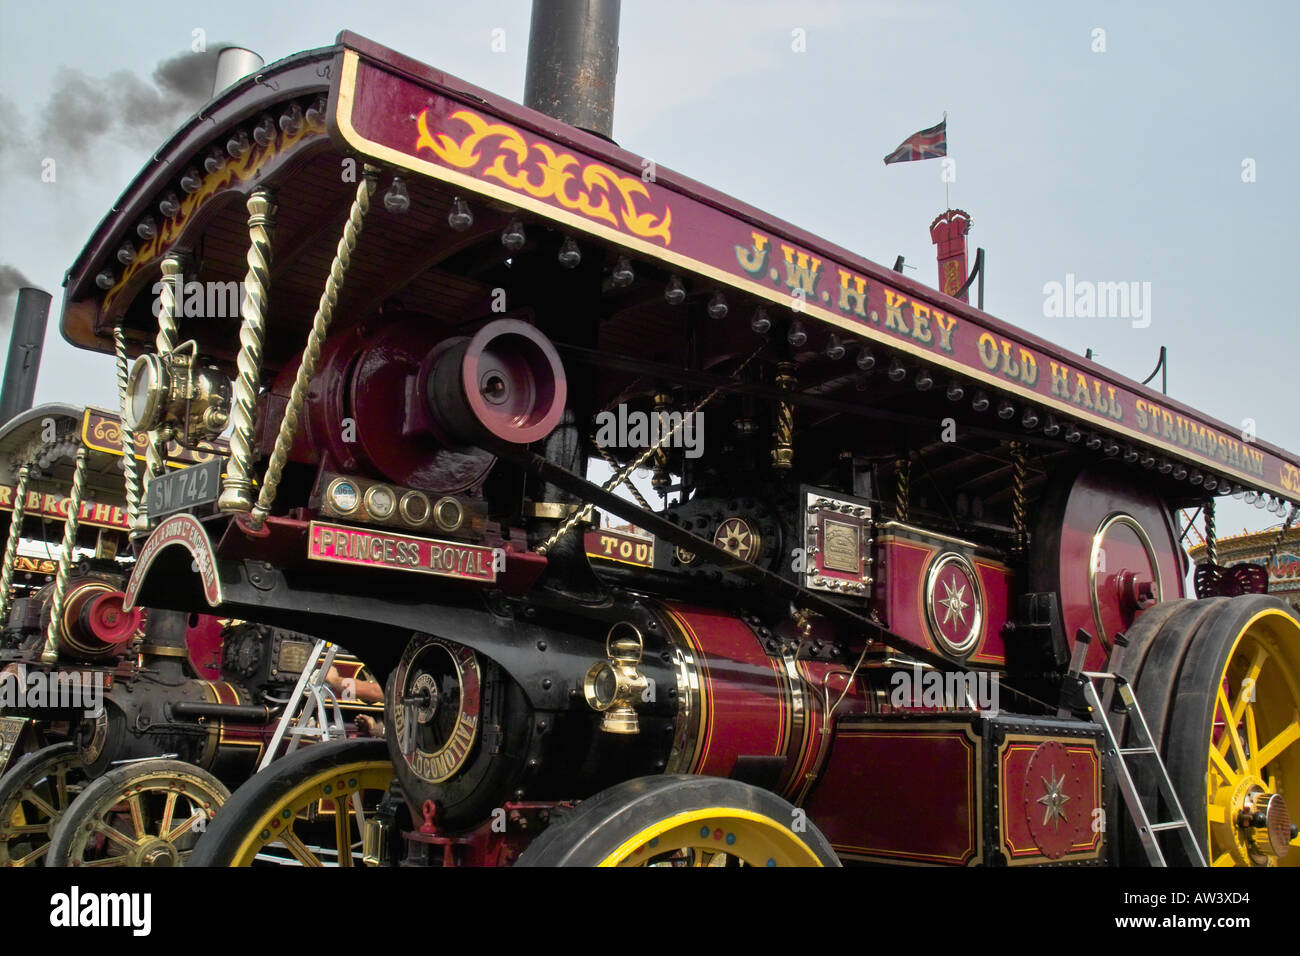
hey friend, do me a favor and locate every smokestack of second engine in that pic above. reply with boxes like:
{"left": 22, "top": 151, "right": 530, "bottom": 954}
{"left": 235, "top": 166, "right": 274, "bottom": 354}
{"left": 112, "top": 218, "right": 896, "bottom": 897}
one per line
{"left": 0, "top": 287, "right": 51, "bottom": 423}
{"left": 524, "top": 0, "right": 621, "bottom": 140}
{"left": 930, "top": 209, "right": 972, "bottom": 302}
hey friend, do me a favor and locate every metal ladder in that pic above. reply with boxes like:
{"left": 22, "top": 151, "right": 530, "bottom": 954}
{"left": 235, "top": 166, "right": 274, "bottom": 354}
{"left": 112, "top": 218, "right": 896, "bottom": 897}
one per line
{"left": 1078, "top": 671, "right": 1207, "bottom": 867}
{"left": 258, "top": 639, "right": 347, "bottom": 771}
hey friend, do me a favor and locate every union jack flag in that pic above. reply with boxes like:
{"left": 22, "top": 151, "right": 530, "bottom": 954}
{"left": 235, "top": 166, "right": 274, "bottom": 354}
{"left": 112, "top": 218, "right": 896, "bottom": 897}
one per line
{"left": 883, "top": 120, "right": 947, "bottom": 165}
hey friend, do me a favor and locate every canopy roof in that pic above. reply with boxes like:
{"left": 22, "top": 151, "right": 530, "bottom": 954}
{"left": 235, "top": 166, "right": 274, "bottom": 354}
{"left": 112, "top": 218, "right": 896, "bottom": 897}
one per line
{"left": 58, "top": 32, "right": 1300, "bottom": 507}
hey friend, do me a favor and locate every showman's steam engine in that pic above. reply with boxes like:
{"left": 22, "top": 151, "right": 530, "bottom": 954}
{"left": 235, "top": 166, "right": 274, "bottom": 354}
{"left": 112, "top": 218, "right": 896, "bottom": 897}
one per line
{"left": 10, "top": 19, "right": 1296, "bottom": 869}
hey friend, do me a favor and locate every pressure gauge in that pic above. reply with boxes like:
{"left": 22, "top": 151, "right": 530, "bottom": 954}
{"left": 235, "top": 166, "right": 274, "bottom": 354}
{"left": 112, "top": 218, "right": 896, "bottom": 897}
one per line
{"left": 365, "top": 484, "right": 397, "bottom": 520}
{"left": 325, "top": 478, "right": 360, "bottom": 516}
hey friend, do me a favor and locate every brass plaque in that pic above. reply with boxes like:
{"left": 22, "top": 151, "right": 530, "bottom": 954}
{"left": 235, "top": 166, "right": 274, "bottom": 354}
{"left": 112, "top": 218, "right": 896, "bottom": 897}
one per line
{"left": 822, "top": 519, "right": 861, "bottom": 574}
{"left": 277, "top": 640, "right": 313, "bottom": 675}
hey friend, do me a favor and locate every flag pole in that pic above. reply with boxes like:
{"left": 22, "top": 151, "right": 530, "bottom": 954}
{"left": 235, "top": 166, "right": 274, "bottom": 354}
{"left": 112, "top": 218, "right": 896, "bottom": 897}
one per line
{"left": 943, "top": 110, "right": 950, "bottom": 209}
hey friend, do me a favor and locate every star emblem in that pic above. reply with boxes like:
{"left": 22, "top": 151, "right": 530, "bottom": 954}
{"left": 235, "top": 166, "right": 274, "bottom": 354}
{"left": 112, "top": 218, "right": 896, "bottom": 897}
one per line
{"left": 1037, "top": 766, "right": 1071, "bottom": 831}
{"left": 937, "top": 576, "right": 969, "bottom": 628}
{"left": 714, "top": 519, "right": 755, "bottom": 560}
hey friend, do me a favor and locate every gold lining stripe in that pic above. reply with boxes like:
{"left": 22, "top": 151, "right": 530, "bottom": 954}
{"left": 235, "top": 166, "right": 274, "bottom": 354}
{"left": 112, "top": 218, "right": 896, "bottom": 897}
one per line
{"left": 661, "top": 606, "right": 712, "bottom": 775}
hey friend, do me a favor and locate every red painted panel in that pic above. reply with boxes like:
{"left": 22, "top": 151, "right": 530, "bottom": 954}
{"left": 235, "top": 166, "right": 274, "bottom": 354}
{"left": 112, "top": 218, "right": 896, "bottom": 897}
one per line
{"left": 875, "top": 534, "right": 1010, "bottom": 665}
{"left": 785, "top": 660, "right": 872, "bottom": 800}
{"left": 971, "top": 561, "right": 1011, "bottom": 665}
{"left": 1000, "top": 740, "right": 1102, "bottom": 863}
{"left": 806, "top": 726, "right": 979, "bottom": 865}
{"left": 875, "top": 537, "right": 936, "bottom": 655}
{"left": 185, "top": 614, "right": 225, "bottom": 681}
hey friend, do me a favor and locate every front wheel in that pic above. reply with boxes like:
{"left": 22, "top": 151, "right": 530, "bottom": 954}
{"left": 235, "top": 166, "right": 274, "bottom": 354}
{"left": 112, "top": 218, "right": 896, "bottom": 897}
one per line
{"left": 516, "top": 775, "right": 841, "bottom": 867}
{"left": 0, "top": 742, "right": 85, "bottom": 867}
{"left": 47, "top": 759, "right": 230, "bottom": 867}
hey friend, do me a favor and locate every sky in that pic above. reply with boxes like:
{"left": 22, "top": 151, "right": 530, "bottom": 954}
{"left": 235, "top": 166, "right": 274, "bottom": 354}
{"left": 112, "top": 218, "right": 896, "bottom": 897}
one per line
{"left": 0, "top": 0, "right": 1296, "bottom": 539}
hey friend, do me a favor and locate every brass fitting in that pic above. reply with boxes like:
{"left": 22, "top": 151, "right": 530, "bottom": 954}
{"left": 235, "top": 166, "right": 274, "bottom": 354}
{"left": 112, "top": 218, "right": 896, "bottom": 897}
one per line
{"left": 0, "top": 464, "right": 30, "bottom": 620}
{"left": 42, "top": 446, "right": 89, "bottom": 664}
{"left": 125, "top": 343, "right": 231, "bottom": 448}
{"left": 772, "top": 363, "right": 795, "bottom": 470}
{"left": 583, "top": 622, "right": 649, "bottom": 735}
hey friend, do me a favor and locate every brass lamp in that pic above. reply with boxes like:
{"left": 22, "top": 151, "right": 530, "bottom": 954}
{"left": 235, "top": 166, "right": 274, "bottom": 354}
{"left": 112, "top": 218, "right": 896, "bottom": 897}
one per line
{"left": 583, "top": 622, "right": 649, "bottom": 735}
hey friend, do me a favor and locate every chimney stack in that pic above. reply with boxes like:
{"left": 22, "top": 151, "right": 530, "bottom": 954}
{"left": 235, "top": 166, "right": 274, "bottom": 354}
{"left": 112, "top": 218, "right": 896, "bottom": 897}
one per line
{"left": 524, "top": 0, "right": 621, "bottom": 140}
{"left": 0, "top": 287, "right": 51, "bottom": 423}
{"left": 212, "top": 47, "right": 264, "bottom": 98}
{"left": 930, "top": 209, "right": 972, "bottom": 301}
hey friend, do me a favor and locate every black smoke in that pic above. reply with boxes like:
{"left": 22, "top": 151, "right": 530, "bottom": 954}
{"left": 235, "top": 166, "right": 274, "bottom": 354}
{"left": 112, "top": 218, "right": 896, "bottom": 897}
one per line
{"left": 0, "top": 95, "right": 26, "bottom": 159}
{"left": 0, "top": 264, "right": 34, "bottom": 328}
{"left": 39, "top": 46, "right": 230, "bottom": 159}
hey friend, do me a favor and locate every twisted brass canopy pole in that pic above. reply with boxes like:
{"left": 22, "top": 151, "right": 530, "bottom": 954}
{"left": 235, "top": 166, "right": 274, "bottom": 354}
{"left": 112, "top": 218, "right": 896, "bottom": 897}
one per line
{"left": 41, "top": 446, "right": 88, "bottom": 664}
{"left": 894, "top": 457, "right": 910, "bottom": 523}
{"left": 1010, "top": 441, "right": 1027, "bottom": 555}
{"left": 592, "top": 440, "right": 652, "bottom": 511}
{"left": 1266, "top": 504, "right": 1297, "bottom": 568}
{"left": 0, "top": 464, "right": 31, "bottom": 621}
{"left": 113, "top": 325, "right": 144, "bottom": 534}
{"left": 651, "top": 391, "right": 673, "bottom": 493}
{"left": 220, "top": 188, "right": 277, "bottom": 513}
{"left": 771, "top": 364, "right": 795, "bottom": 471}
{"left": 140, "top": 252, "right": 187, "bottom": 533}
{"left": 250, "top": 167, "right": 378, "bottom": 529}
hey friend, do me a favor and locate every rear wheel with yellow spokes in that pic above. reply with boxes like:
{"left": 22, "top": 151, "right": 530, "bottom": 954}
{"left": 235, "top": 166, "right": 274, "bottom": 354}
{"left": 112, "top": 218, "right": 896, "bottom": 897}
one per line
{"left": 188, "top": 739, "right": 397, "bottom": 867}
{"left": 1163, "top": 596, "right": 1300, "bottom": 866}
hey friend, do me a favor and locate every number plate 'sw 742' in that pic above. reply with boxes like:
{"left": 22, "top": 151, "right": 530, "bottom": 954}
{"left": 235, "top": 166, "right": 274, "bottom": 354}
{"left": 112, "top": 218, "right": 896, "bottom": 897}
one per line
{"left": 147, "top": 458, "right": 223, "bottom": 519}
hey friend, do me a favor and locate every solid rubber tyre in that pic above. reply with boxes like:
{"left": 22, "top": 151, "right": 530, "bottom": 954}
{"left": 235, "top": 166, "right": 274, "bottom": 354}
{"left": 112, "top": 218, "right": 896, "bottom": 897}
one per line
{"left": 188, "top": 738, "right": 393, "bottom": 867}
{"left": 1162, "top": 595, "right": 1300, "bottom": 866}
{"left": 515, "top": 775, "right": 840, "bottom": 867}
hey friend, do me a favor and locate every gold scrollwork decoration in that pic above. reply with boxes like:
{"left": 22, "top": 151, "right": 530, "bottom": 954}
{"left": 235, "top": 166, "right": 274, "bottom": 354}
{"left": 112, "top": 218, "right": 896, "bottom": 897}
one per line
{"left": 415, "top": 108, "right": 672, "bottom": 246}
{"left": 92, "top": 419, "right": 123, "bottom": 445}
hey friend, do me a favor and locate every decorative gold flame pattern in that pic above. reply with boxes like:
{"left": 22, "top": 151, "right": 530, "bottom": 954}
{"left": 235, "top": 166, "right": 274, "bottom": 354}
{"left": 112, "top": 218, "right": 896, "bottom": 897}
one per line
{"left": 113, "top": 325, "right": 142, "bottom": 532}
{"left": 103, "top": 115, "right": 326, "bottom": 311}
{"left": 415, "top": 108, "right": 672, "bottom": 246}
